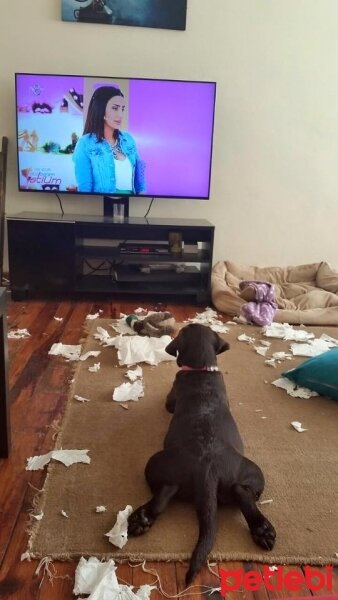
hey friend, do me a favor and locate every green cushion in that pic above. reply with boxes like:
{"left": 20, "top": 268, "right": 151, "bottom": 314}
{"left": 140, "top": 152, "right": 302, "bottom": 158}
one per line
{"left": 282, "top": 347, "right": 338, "bottom": 399}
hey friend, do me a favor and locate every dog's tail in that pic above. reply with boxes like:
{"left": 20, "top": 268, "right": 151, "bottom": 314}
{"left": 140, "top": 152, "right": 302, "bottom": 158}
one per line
{"left": 185, "top": 464, "right": 218, "bottom": 586}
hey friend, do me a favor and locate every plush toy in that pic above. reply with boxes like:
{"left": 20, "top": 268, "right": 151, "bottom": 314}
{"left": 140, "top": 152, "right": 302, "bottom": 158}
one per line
{"left": 126, "top": 311, "right": 176, "bottom": 338}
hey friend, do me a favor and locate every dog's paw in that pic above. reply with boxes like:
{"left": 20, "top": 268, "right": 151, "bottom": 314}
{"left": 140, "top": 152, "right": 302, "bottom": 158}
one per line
{"left": 251, "top": 517, "right": 276, "bottom": 550}
{"left": 127, "top": 506, "right": 154, "bottom": 537}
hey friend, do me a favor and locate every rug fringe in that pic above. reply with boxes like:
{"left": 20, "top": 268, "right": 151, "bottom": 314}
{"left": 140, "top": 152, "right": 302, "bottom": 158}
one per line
{"left": 20, "top": 548, "right": 338, "bottom": 566}
{"left": 35, "top": 556, "right": 56, "bottom": 588}
{"left": 34, "top": 556, "right": 72, "bottom": 588}
{"left": 28, "top": 482, "right": 44, "bottom": 494}
{"left": 50, "top": 419, "right": 62, "bottom": 440}
{"left": 130, "top": 560, "right": 221, "bottom": 598}
{"left": 25, "top": 485, "right": 45, "bottom": 537}
{"left": 22, "top": 554, "right": 222, "bottom": 598}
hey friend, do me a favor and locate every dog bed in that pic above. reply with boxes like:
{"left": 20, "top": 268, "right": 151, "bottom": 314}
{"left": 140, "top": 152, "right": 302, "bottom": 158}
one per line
{"left": 211, "top": 260, "right": 338, "bottom": 325}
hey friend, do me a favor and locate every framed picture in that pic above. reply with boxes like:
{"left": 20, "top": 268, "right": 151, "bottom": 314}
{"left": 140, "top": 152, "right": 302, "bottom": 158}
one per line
{"left": 62, "top": 0, "right": 187, "bottom": 31}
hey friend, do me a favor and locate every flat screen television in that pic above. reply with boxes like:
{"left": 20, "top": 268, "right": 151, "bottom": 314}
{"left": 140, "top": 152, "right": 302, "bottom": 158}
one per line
{"left": 15, "top": 73, "right": 216, "bottom": 208}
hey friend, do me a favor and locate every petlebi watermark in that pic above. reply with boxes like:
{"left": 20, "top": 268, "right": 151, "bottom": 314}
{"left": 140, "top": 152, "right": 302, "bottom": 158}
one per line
{"left": 220, "top": 565, "right": 333, "bottom": 596}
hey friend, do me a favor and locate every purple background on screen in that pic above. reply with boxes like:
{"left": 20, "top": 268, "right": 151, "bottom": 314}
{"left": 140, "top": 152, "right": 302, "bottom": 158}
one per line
{"left": 15, "top": 74, "right": 216, "bottom": 198}
{"left": 128, "top": 79, "right": 216, "bottom": 197}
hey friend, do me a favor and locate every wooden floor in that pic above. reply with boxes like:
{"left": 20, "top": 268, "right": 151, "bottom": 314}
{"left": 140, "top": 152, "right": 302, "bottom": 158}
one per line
{"left": 0, "top": 296, "right": 337, "bottom": 599}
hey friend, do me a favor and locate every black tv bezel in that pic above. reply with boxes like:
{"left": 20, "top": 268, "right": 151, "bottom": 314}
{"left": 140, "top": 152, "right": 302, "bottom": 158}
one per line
{"left": 14, "top": 72, "right": 217, "bottom": 201}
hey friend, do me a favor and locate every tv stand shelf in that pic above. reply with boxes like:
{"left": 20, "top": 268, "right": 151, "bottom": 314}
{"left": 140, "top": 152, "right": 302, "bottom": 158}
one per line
{"left": 7, "top": 212, "right": 214, "bottom": 303}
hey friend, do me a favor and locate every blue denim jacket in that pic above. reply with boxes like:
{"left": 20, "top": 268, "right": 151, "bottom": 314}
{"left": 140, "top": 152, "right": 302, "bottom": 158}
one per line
{"left": 73, "top": 132, "right": 146, "bottom": 194}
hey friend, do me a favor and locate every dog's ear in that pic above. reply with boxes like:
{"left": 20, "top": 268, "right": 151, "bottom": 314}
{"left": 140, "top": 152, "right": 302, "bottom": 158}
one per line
{"left": 165, "top": 337, "right": 179, "bottom": 357}
{"left": 214, "top": 334, "right": 230, "bottom": 355}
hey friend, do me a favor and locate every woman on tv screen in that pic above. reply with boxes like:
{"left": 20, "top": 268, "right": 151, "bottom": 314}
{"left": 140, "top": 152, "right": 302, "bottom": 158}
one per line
{"left": 73, "top": 85, "right": 146, "bottom": 194}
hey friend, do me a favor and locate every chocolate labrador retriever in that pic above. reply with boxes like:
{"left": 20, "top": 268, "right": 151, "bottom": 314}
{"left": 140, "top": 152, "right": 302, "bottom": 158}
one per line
{"left": 128, "top": 323, "right": 276, "bottom": 584}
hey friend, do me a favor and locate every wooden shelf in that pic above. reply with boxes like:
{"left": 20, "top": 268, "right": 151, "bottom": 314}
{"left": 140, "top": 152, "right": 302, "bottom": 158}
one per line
{"left": 7, "top": 212, "right": 214, "bottom": 303}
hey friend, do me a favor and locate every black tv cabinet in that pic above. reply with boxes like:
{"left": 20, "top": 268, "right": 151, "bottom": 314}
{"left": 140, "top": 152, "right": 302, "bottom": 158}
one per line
{"left": 7, "top": 212, "right": 214, "bottom": 303}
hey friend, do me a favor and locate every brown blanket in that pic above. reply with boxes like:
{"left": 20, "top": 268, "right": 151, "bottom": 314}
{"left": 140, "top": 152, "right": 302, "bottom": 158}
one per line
{"left": 212, "top": 261, "right": 338, "bottom": 325}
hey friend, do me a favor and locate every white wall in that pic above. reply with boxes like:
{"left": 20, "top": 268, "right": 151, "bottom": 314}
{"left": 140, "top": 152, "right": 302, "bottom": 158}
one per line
{"left": 1, "top": 0, "right": 338, "bottom": 268}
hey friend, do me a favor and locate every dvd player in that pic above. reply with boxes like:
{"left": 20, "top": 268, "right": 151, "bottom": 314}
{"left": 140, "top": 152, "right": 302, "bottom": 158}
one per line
{"left": 119, "top": 243, "right": 169, "bottom": 255}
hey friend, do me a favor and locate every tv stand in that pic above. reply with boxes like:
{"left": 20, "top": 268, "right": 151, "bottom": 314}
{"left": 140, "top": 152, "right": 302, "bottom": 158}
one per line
{"left": 7, "top": 212, "right": 214, "bottom": 304}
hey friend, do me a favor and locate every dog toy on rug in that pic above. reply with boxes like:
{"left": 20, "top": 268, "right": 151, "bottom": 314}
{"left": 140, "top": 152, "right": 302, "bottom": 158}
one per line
{"left": 126, "top": 311, "right": 176, "bottom": 337}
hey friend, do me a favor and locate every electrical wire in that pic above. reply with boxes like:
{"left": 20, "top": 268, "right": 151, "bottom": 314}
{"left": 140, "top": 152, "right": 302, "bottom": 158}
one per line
{"left": 81, "top": 254, "right": 125, "bottom": 279}
{"left": 83, "top": 258, "right": 110, "bottom": 275}
{"left": 56, "top": 193, "right": 64, "bottom": 215}
{"left": 144, "top": 197, "right": 154, "bottom": 218}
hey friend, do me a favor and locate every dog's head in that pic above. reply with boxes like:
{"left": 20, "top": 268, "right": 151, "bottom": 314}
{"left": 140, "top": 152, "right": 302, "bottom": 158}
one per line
{"left": 165, "top": 323, "right": 229, "bottom": 368}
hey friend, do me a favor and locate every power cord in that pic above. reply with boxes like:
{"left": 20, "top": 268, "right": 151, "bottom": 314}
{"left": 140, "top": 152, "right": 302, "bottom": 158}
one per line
{"left": 83, "top": 258, "right": 110, "bottom": 275}
{"left": 56, "top": 193, "right": 64, "bottom": 215}
{"left": 144, "top": 197, "right": 154, "bottom": 218}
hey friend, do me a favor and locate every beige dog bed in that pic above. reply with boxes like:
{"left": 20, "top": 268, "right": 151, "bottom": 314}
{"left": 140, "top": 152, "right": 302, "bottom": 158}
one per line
{"left": 211, "top": 261, "right": 338, "bottom": 325}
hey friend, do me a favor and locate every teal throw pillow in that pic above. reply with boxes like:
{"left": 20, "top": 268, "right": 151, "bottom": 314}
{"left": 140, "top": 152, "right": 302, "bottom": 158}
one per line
{"left": 282, "top": 347, "right": 338, "bottom": 399}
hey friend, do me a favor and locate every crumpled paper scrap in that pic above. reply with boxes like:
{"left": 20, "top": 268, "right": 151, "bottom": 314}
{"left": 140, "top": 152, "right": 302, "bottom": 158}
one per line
{"left": 49, "top": 345, "right": 100, "bottom": 362}
{"left": 291, "top": 421, "right": 308, "bottom": 432}
{"left": 94, "top": 327, "right": 117, "bottom": 346}
{"left": 73, "top": 556, "right": 156, "bottom": 600}
{"left": 32, "top": 511, "right": 44, "bottom": 521}
{"left": 254, "top": 345, "right": 269, "bottom": 356}
{"left": 238, "top": 333, "right": 255, "bottom": 343}
{"left": 88, "top": 362, "right": 101, "bottom": 373}
{"left": 114, "top": 335, "right": 175, "bottom": 366}
{"left": 105, "top": 505, "right": 133, "bottom": 548}
{"left": 113, "top": 380, "right": 144, "bottom": 402}
{"left": 271, "top": 351, "right": 293, "bottom": 361}
{"left": 8, "top": 328, "right": 31, "bottom": 339}
{"left": 290, "top": 335, "right": 337, "bottom": 357}
{"left": 74, "top": 557, "right": 117, "bottom": 597}
{"left": 272, "top": 377, "right": 318, "bottom": 399}
{"left": 21, "top": 551, "right": 32, "bottom": 562}
{"left": 26, "top": 449, "right": 90, "bottom": 471}
{"left": 86, "top": 311, "right": 102, "bottom": 320}
{"left": 320, "top": 333, "right": 338, "bottom": 346}
{"left": 74, "top": 395, "right": 91, "bottom": 403}
{"left": 79, "top": 350, "right": 101, "bottom": 361}
{"left": 265, "top": 358, "right": 277, "bottom": 367}
{"left": 96, "top": 506, "right": 107, "bottom": 513}
{"left": 48, "top": 343, "right": 82, "bottom": 361}
{"left": 263, "top": 323, "right": 314, "bottom": 342}
{"left": 186, "top": 307, "right": 229, "bottom": 333}
{"left": 125, "top": 366, "right": 143, "bottom": 381}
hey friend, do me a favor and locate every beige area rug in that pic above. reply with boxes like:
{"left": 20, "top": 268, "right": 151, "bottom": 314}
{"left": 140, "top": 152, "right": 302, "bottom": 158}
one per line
{"left": 28, "top": 319, "right": 338, "bottom": 565}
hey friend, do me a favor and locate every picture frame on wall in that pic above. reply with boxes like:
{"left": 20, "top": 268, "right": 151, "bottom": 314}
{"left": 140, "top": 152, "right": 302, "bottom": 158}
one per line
{"left": 61, "top": 0, "right": 187, "bottom": 31}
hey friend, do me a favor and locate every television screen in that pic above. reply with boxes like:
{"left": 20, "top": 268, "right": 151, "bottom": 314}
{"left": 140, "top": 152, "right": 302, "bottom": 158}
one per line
{"left": 15, "top": 73, "right": 216, "bottom": 199}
